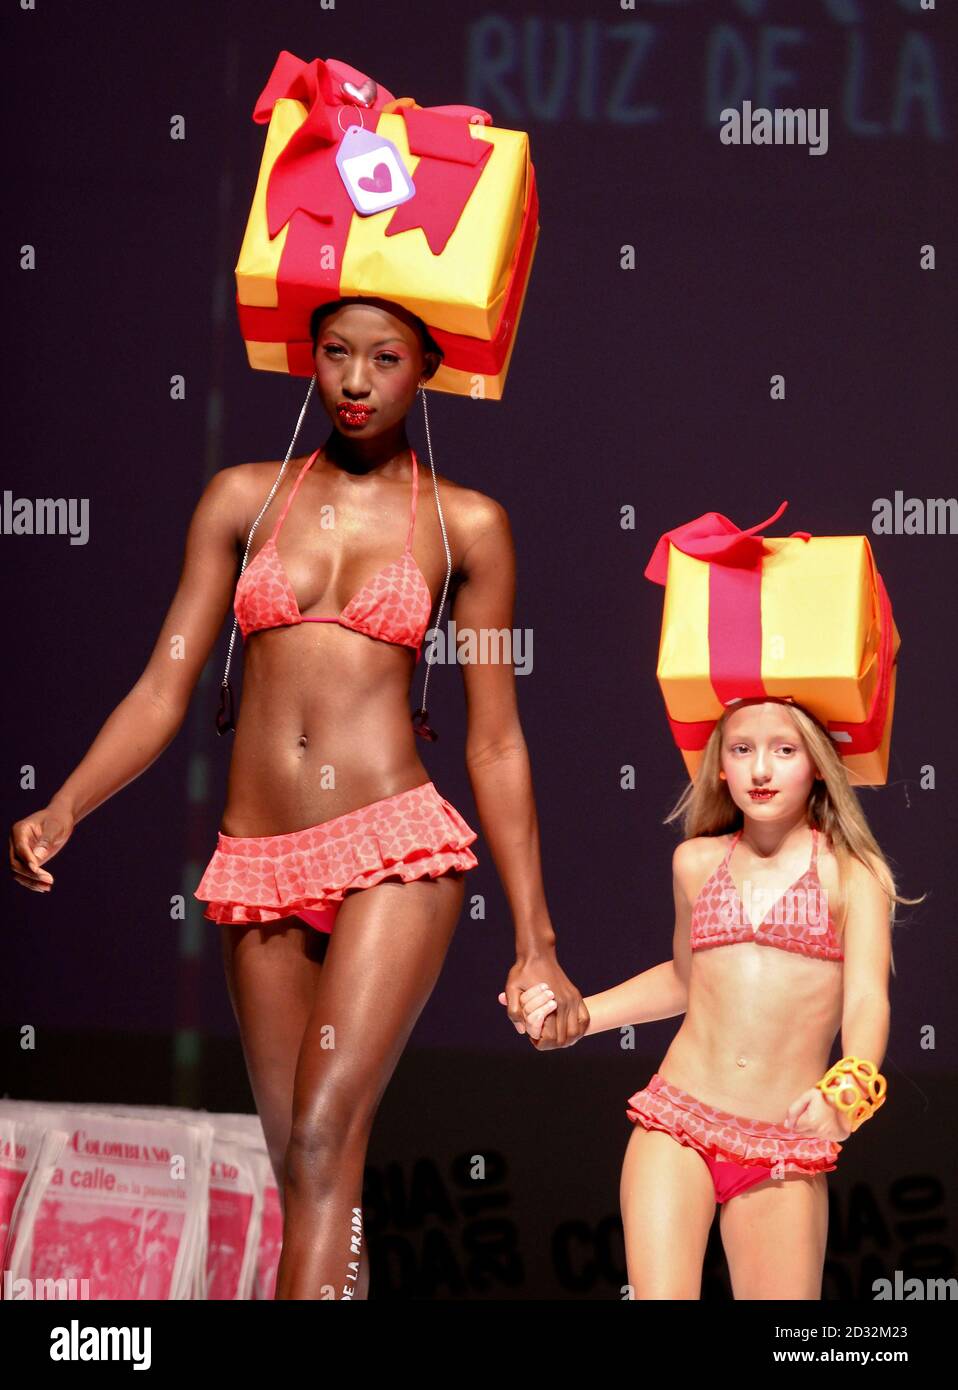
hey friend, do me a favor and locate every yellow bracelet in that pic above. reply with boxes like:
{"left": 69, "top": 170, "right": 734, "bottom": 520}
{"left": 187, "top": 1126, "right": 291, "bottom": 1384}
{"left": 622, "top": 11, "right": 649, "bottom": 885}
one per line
{"left": 817, "top": 1056, "right": 887, "bottom": 1132}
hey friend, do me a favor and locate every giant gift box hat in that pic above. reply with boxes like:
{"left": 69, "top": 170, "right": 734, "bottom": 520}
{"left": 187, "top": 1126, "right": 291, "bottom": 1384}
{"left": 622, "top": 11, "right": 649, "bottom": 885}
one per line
{"left": 644, "top": 500, "right": 901, "bottom": 786}
{"left": 235, "top": 50, "right": 540, "bottom": 399}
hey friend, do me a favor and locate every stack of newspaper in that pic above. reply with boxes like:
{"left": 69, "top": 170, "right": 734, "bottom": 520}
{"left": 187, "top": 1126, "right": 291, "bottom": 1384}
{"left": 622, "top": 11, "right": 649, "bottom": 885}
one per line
{"left": 0, "top": 1100, "right": 282, "bottom": 1300}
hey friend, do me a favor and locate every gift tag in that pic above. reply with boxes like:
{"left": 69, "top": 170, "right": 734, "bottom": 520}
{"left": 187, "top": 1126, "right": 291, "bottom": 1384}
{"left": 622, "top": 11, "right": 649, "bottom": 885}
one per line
{"left": 335, "top": 123, "right": 416, "bottom": 217}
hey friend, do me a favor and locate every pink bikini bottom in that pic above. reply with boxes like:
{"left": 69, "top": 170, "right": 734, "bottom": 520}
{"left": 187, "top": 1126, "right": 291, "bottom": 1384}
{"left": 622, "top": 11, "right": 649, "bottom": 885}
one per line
{"left": 194, "top": 780, "right": 479, "bottom": 932}
{"left": 626, "top": 1072, "right": 841, "bottom": 1204}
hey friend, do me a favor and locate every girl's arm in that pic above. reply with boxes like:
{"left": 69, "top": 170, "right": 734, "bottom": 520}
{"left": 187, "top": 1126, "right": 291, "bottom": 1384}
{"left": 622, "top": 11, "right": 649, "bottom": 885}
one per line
{"left": 581, "top": 841, "right": 695, "bottom": 1035}
{"left": 10, "top": 468, "right": 245, "bottom": 888}
{"left": 839, "top": 853, "right": 893, "bottom": 1066}
{"left": 451, "top": 493, "right": 587, "bottom": 1048}
{"left": 785, "top": 851, "right": 893, "bottom": 1140}
{"left": 582, "top": 960, "right": 687, "bottom": 1036}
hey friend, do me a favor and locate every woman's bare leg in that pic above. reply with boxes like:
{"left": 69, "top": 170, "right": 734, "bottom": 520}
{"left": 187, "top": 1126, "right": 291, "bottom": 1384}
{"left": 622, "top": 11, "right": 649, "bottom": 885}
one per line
{"left": 718, "top": 1172, "right": 829, "bottom": 1299}
{"left": 275, "top": 872, "right": 465, "bottom": 1300}
{"left": 219, "top": 918, "right": 371, "bottom": 1297}
{"left": 620, "top": 1126, "right": 717, "bottom": 1299}
{"left": 219, "top": 920, "right": 324, "bottom": 1186}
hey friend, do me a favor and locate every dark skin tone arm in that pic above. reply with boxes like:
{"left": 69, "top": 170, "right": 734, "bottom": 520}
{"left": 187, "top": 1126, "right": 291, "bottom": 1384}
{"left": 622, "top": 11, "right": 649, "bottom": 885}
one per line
{"left": 7, "top": 465, "right": 250, "bottom": 886}
{"left": 450, "top": 493, "right": 589, "bottom": 1049}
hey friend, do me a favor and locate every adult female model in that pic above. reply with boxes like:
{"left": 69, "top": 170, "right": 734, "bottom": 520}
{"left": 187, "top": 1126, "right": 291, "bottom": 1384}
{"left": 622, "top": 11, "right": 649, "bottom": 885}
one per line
{"left": 9, "top": 294, "right": 588, "bottom": 1300}
{"left": 514, "top": 695, "right": 911, "bottom": 1300}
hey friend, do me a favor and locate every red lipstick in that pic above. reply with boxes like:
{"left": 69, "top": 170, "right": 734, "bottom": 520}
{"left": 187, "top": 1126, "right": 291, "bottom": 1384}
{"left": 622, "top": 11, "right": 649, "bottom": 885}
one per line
{"left": 748, "top": 790, "right": 778, "bottom": 801}
{"left": 336, "top": 402, "right": 374, "bottom": 428}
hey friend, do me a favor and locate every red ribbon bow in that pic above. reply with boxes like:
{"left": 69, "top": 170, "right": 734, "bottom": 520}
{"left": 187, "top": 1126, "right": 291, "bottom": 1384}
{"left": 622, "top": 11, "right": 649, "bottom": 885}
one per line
{"left": 643, "top": 499, "right": 810, "bottom": 583}
{"left": 253, "top": 51, "right": 494, "bottom": 256}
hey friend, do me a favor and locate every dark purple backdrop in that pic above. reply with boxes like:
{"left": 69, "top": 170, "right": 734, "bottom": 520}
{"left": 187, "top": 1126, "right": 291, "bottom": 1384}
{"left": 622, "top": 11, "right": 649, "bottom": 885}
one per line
{"left": 4, "top": 2, "right": 955, "bottom": 1106}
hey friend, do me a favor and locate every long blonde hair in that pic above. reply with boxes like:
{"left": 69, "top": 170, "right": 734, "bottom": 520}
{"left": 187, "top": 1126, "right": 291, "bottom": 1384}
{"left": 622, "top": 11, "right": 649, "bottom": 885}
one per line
{"left": 664, "top": 701, "right": 923, "bottom": 977}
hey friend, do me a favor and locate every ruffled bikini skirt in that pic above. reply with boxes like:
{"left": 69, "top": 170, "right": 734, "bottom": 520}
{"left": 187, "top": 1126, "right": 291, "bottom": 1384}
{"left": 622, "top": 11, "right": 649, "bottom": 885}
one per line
{"left": 626, "top": 1072, "right": 841, "bottom": 1180}
{"left": 195, "top": 780, "right": 479, "bottom": 932}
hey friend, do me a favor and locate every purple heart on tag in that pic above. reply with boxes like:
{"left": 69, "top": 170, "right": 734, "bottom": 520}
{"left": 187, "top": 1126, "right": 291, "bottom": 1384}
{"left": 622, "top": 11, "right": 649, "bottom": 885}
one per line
{"left": 335, "top": 125, "right": 416, "bottom": 216}
{"left": 357, "top": 161, "right": 393, "bottom": 194}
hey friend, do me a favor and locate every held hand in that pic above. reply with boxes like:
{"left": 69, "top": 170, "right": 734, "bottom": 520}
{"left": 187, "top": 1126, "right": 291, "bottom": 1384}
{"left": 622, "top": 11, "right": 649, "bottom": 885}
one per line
{"left": 8, "top": 805, "right": 75, "bottom": 896}
{"left": 500, "top": 983, "right": 558, "bottom": 1042}
{"left": 784, "top": 1086, "right": 854, "bottom": 1142}
{"left": 498, "top": 951, "right": 590, "bottom": 1050}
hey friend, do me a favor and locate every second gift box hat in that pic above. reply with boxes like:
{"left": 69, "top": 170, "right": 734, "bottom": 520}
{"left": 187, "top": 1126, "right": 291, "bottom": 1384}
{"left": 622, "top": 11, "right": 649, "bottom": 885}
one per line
{"left": 645, "top": 500, "right": 900, "bottom": 786}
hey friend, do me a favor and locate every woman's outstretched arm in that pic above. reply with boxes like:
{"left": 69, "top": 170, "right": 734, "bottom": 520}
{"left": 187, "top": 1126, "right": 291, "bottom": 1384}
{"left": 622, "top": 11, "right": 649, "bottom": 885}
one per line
{"left": 450, "top": 493, "right": 587, "bottom": 1048}
{"left": 522, "top": 841, "right": 696, "bottom": 1039}
{"left": 9, "top": 466, "right": 248, "bottom": 890}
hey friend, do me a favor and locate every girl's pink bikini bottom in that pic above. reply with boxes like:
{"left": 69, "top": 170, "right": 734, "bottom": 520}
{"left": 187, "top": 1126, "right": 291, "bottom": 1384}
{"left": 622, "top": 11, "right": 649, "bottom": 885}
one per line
{"left": 626, "top": 1071, "right": 841, "bottom": 1204}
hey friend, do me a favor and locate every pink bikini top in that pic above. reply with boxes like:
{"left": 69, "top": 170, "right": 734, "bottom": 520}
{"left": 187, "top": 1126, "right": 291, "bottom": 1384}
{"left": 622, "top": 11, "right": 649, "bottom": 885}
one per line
{"left": 690, "top": 827, "right": 844, "bottom": 962}
{"left": 234, "top": 448, "right": 433, "bottom": 657}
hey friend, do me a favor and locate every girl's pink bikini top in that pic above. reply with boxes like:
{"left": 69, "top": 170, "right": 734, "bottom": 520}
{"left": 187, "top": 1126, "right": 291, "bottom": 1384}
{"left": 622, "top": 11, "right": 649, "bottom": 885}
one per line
{"left": 234, "top": 448, "right": 433, "bottom": 658}
{"left": 689, "top": 826, "right": 844, "bottom": 962}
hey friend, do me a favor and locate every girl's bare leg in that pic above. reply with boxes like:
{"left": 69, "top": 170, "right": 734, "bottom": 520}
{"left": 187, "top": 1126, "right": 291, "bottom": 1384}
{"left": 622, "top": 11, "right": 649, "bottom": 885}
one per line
{"left": 718, "top": 1171, "right": 829, "bottom": 1299}
{"left": 620, "top": 1125, "right": 717, "bottom": 1299}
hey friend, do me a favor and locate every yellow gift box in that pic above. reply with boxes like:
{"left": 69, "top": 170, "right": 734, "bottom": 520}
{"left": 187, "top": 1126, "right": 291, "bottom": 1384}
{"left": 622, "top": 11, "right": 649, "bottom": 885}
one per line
{"left": 235, "top": 52, "right": 539, "bottom": 399}
{"left": 645, "top": 504, "right": 901, "bottom": 786}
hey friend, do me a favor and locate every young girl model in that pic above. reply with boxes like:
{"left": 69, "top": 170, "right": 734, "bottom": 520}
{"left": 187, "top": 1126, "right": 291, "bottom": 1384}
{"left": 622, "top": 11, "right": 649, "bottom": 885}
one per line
{"left": 9, "top": 295, "right": 588, "bottom": 1299}
{"left": 512, "top": 695, "right": 910, "bottom": 1300}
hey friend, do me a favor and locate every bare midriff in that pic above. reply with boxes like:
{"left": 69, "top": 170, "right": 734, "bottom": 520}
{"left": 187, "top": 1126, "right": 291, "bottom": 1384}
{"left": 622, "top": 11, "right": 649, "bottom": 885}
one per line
{"left": 219, "top": 626, "right": 431, "bottom": 837}
{"left": 658, "top": 945, "right": 844, "bottom": 1122}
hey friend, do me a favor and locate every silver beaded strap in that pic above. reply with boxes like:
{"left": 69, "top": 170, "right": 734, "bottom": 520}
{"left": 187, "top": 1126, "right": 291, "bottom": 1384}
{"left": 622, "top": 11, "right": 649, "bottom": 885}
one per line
{"left": 219, "top": 376, "right": 316, "bottom": 701}
{"left": 415, "top": 384, "right": 452, "bottom": 734}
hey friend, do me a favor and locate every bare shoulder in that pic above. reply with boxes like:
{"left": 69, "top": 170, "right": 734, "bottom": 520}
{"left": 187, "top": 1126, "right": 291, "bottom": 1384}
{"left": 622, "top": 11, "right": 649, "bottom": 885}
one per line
{"left": 198, "top": 458, "right": 276, "bottom": 507}
{"left": 672, "top": 834, "right": 732, "bottom": 897}
{"left": 225, "top": 457, "right": 295, "bottom": 504}
{"left": 815, "top": 826, "right": 891, "bottom": 891}
{"left": 423, "top": 471, "right": 511, "bottom": 557}
{"left": 210, "top": 456, "right": 305, "bottom": 534}
{"left": 181, "top": 459, "right": 255, "bottom": 528}
{"left": 845, "top": 844, "right": 895, "bottom": 898}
